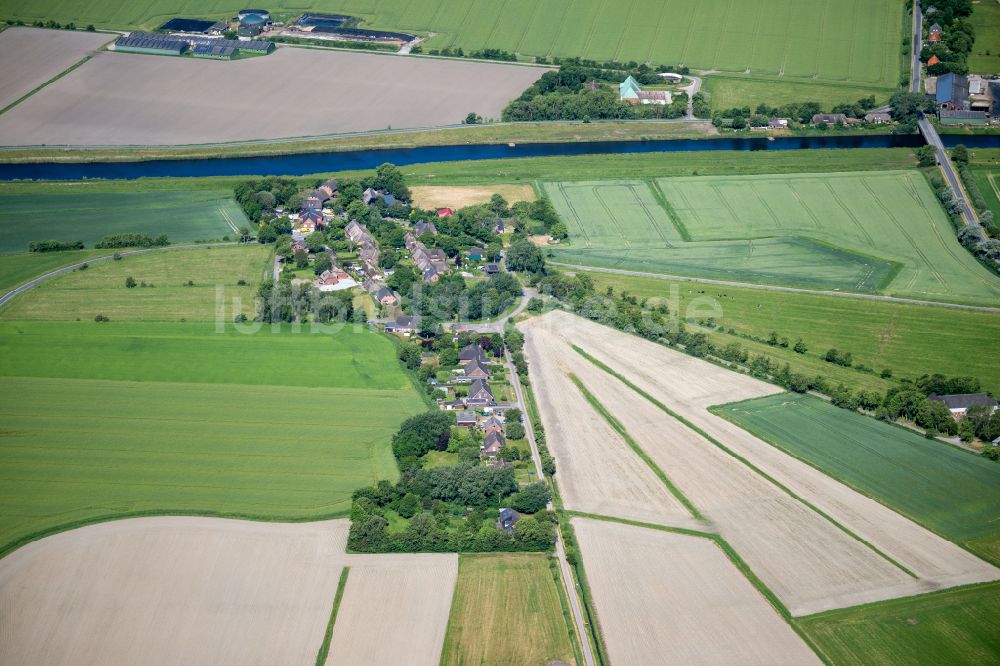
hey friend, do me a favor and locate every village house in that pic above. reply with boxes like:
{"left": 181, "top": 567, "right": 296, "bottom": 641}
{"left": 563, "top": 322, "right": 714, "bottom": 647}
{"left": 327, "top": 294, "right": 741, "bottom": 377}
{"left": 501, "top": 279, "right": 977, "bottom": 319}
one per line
{"left": 481, "top": 430, "right": 505, "bottom": 459}
{"left": 497, "top": 507, "right": 521, "bottom": 532}
{"left": 375, "top": 287, "right": 398, "bottom": 306}
{"left": 482, "top": 415, "right": 504, "bottom": 436}
{"left": 929, "top": 393, "right": 998, "bottom": 418}
{"left": 317, "top": 178, "right": 337, "bottom": 199}
{"left": 460, "top": 343, "right": 489, "bottom": 364}
{"left": 466, "top": 378, "right": 495, "bottom": 407}
{"left": 363, "top": 187, "right": 397, "bottom": 207}
{"left": 865, "top": 112, "right": 892, "bottom": 124}
{"left": 811, "top": 113, "right": 848, "bottom": 126}
{"left": 482, "top": 263, "right": 501, "bottom": 275}
{"left": 465, "top": 247, "right": 485, "bottom": 261}
{"left": 928, "top": 22, "right": 942, "bottom": 43}
{"left": 315, "top": 268, "right": 356, "bottom": 292}
{"left": 462, "top": 356, "right": 491, "bottom": 381}
{"left": 297, "top": 209, "right": 324, "bottom": 232}
{"left": 414, "top": 221, "right": 437, "bottom": 236}
{"left": 436, "top": 208, "right": 454, "bottom": 218}
{"left": 456, "top": 410, "right": 477, "bottom": 427}
{"left": 768, "top": 118, "right": 790, "bottom": 129}
{"left": 385, "top": 314, "right": 420, "bottom": 335}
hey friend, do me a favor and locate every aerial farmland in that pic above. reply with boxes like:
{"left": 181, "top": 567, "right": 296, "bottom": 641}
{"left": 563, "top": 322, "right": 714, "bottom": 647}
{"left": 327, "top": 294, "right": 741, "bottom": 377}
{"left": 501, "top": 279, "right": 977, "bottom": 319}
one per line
{"left": 0, "top": 46, "right": 547, "bottom": 145}
{"left": 1, "top": 1, "right": 999, "bottom": 663}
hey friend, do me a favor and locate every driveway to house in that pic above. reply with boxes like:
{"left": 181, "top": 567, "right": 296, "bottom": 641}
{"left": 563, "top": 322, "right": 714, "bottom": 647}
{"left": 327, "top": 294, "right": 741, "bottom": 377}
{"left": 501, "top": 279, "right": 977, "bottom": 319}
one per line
{"left": 444, "top": 287, "right": 538, "bottom": 333}
{"left": 505, "top": 347, "right": 596, "bottom": 666}
{"left": 0, "top": 243, "right": 240, "bottom": 310}
{"left": 681, "top": 75, "right": 702, "bottom": 118}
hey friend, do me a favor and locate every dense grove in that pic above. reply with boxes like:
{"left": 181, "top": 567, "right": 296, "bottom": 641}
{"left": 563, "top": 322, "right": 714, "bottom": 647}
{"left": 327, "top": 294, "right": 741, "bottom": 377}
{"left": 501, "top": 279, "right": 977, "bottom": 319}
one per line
{"left": 95, "top": 233, "right": 169, "bottom": 249}
{"left": 920, "top": 0, "right": 976, "bottom": 76}
{"left": 28, "top": 240, "right": 83, "bottom": 252}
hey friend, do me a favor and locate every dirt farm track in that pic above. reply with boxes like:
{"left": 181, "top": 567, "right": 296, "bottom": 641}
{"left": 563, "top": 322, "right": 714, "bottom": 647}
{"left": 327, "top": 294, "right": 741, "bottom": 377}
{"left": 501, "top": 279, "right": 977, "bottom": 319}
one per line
{"left": 0, "top": 517, "right": 457, "bottom": 665}
{"left": 0, "top": 46, "right": 546, "bottom": 146}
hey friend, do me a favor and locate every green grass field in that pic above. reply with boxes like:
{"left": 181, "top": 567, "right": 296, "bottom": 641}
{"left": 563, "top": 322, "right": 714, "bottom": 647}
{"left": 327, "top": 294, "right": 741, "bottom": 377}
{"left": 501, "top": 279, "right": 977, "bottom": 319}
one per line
{"left": 969, "top": 1, "right": 1000, "bottom": 74}
{"left": 581, "top": 271, "right": 1000, "bottom": 395}
{"left": 0, "top": 248, "right": 113, "bottom": 294}
{"left": 0, "top": 245, "right": 267, "bottom": 321}
{"left": 702, "top": 75, "right": 896, "bottom": 112}
{"left": 0, "top": 188, "right": 247, "bottom": 254}
{"left": 545, "top": 171, "right": 1000, "bottom": 305}
{"left": 441, "top": 553, "right": 577, "bottom": 666}
{"left": 0, "top": 1, "right": 903, "bottom": 106}
{"left": 714, "top": 394, "right": 1000, "bottom": 560}
{"left": 0, "top": 321, "right": 425, "bottom": 557}
{"left": 799, "top": 582, "right": 1000, "bottom": 665}
{"left": 972, "top": 168, "right": 1000, "bottom": 224}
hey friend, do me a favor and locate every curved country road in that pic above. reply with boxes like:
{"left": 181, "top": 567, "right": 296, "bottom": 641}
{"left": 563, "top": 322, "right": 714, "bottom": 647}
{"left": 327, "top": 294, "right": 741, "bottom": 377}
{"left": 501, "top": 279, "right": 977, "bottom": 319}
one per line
{"left": 549, "top": 262, "right": 1000, "bottom": 313}
{"left": 0, "top": 243, "right": 240, "bottom": 309}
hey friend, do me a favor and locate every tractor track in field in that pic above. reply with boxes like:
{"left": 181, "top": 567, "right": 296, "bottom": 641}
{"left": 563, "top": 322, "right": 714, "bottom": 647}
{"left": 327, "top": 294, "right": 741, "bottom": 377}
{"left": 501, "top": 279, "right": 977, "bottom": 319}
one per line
{"left": 548, "top": 263, "right": 1000, "bottom": 313}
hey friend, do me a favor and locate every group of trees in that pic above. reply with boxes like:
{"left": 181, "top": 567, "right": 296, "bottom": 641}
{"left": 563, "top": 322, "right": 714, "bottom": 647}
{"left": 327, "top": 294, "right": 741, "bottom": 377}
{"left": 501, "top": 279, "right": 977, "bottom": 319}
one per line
{"left": 920, "top": 0, "right": 976, "bottom": 76}
{"left": 253, "top": 278, "right": 358, "bottom": 324}
{"left": 95, "top": 233, "right": 168, "bottom": 249}
{"left": 502, "top": 62, "right": 688, "bottom": 122}
{"left": 28, "top": 239, "right": 84, "bottom": 252}
{"left": 713, "top": 96, "right": 881, "bottom": 129}
{"left": 391, "top": 411, "right": 454, "bottom": 466}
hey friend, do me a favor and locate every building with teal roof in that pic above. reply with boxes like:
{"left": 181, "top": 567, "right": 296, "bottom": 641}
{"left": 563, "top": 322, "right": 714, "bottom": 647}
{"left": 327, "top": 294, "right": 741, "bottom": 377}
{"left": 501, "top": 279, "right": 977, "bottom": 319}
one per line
{"left": 619, "top": 75, "right": 642, "bottom": 101}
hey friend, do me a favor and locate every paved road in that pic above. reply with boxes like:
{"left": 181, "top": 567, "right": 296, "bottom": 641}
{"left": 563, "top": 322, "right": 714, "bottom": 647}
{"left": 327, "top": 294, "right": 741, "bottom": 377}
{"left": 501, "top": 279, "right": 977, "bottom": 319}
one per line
{"left": 911, "top": 2, "right": 923, "bottom": 93}
{"left": 551, "top": 262, "right": 1000, "bottom": 313}
{"left": 0, "top": 243, "right": 241, "bottom": 309}
{"left": 918, "top": 118, "right": 978, "bottom": 226}
{"left": 505, "top": 349, "right": 596, "bottom": 666}
{"left": 444, "top": 287, "right": 538, "bottom": 333}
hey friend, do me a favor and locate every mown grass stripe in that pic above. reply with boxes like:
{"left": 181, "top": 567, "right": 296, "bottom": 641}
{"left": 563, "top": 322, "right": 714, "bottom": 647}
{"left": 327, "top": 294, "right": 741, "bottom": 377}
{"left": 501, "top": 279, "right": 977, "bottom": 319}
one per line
{"left": 315, "top": 566, "right": 350, "bottom": 666}
{"left": 567, "top": 373, "right": 705, "bottom": 521}
{"left": 570, "top": 344, "right": 919, "bottom": 579}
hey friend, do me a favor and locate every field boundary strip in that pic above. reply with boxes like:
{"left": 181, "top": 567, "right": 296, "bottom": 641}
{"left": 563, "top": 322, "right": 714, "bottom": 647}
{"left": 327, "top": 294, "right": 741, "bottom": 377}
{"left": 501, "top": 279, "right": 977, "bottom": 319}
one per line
{"left": 709, "top": 394, "right": 1000, "bottom": 567}
{"left": 315, "top": 566, "right": 350, "bottom": 666}
{"left": 570, "top": 344, "right": 919, "bottom": 579}
{"left": 566, "top": 511, "right": 831, "bottom": 663}
{"left": 0, "top": 52, "right": 100, "bottom": 116}
{"left": 567, "top": 374, "right": 705, "bottom": 521}
{"left": 646, "top": 180, "right": 691, "bottom": 241}
{"left": 547, "top": 556, "right": 588, "bottom": 666}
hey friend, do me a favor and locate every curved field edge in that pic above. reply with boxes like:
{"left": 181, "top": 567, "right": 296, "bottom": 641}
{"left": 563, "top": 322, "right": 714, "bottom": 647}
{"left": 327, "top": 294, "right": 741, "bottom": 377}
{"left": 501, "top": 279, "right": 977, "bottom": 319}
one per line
{"left": 709, "top": 394, "right": 1000, "bottom": 566}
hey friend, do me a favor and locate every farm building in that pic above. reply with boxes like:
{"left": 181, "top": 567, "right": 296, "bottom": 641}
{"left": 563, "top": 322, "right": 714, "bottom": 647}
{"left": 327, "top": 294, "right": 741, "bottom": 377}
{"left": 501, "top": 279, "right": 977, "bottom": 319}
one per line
{"left": 456, "top": 411, "right": 477, "bottom": 427}
{"left": 929, "top": 393, "right": 998, "bottom": 416}
{"left": 939, "top": 109, "right": 988, "bottom": 126}
{"left": 192, "top": 43, "right": 235, "bottom": 60}
{"left": 659, "top": 72, "right": 684, "bottom": 83}
{"left": 936, "top": 73, "right": 969, "bottom": 109}
{"left": 114, "top": 33, "right": 188, "bottom": 56}
{"left": 619, "top": 75, "right": 671, "bottom": 105}
{"left": 184, "top": 36, "right": 274, "bottom": 54}
{"left": 159, "top": 18, "right": 217, "bottom": 33}
{"left": 238, "top": 9, "right": 270, "bottom": 21}
{"left": 297, "top": 13, "right": 352, "bottom": 28}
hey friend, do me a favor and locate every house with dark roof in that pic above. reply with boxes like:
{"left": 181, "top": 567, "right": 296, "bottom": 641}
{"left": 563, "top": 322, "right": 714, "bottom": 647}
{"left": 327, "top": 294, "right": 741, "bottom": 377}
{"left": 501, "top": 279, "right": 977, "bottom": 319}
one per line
{"left": 497, "top": 507, "right": 521, "bottom": 532}
{"left": 318, "top": 178, "right": 338, "bottom": 199}
{"left": 456, "top": 410, "right": 477, "bottom": 427}
{"left": 865, "top": 112, "right": 892, "bottom": 124}
{"left": 465, "top": 247, "right": 485, "bottom": 261}
{"left": 414, "top": 221, "right": 438, "bottom": 236}
{"left": 482, "top": 263, "right": 501, "bottom": 275}
{"left": 929, "top": 393, "right": 998, "bottom": 416}
{"left": 811, "top": 113, "right": 848, "bottom": 126}
{"left": 466, "top": 378, "right": 495, "bottom": 407}
{"left": 459, "top": 344, "right": 488, "bottom": 364}
{"left": 482, "top": 415, "right": 504, "bottom": 435}
{"left": 481, "top": 431, "right": 505, "bottom": 459}
{"left": 462, "top": 357, "right": 491, "bottom": 380}
{"left": 298, "top": 209, "right": 323, "bottom": 231}
{"left": 385, "top": 314, "right": 420, "bottom": 335}
{"left": 928, "top": 22, "right": 942, "bottom": 42}
{"left": 375, "top": 288, "right": 397, "bottom": 306}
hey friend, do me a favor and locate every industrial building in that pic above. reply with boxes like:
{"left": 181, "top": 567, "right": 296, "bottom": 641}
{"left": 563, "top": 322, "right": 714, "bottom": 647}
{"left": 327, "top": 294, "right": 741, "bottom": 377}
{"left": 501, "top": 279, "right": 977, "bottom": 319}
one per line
{"left": 192, "top": 43, "right": 236, "bottom": 60}
{"left": 113, "top": 33, "right": 188, "bottom": 56}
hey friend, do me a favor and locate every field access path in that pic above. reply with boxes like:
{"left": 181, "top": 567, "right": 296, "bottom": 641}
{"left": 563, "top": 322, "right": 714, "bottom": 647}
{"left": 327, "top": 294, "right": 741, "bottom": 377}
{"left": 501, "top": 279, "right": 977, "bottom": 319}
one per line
{"left": 505, "top": 347, "right": 596, "bottom": 666}
{"left": 0, "top": 242, "right": 239, "bottom": 310}
{"left": 550, "top": 262, "right": 1000, "bottom": 313}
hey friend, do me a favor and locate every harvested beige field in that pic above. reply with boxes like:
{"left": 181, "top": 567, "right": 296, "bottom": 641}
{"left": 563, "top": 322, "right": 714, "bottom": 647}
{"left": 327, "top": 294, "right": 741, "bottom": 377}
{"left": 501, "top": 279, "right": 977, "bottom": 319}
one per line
{"left": 523, "top": 322, "right": 703, "bottom": 528}
{"left": 0, "top": 27, "right": 110, "bottom": 110}
{"left": 327, "top": 554, "right": 458, "bottom": 666}
{"left": 0, "top": 517, "right": 347, "bottom": 665}
{"left": 573, "top": 518, "right": 820, "bottom": 665}
{"left": 410, "top": 184, "right": 536, "bottom": 210}
{"left": 0, "top": 47, "right": 546, "bottom": 146}
{"left": 0, "top": 517, "right": 459, "bottom": 665}
{"left": 523, "top": 311, "right": 1000, "bottom": 615}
